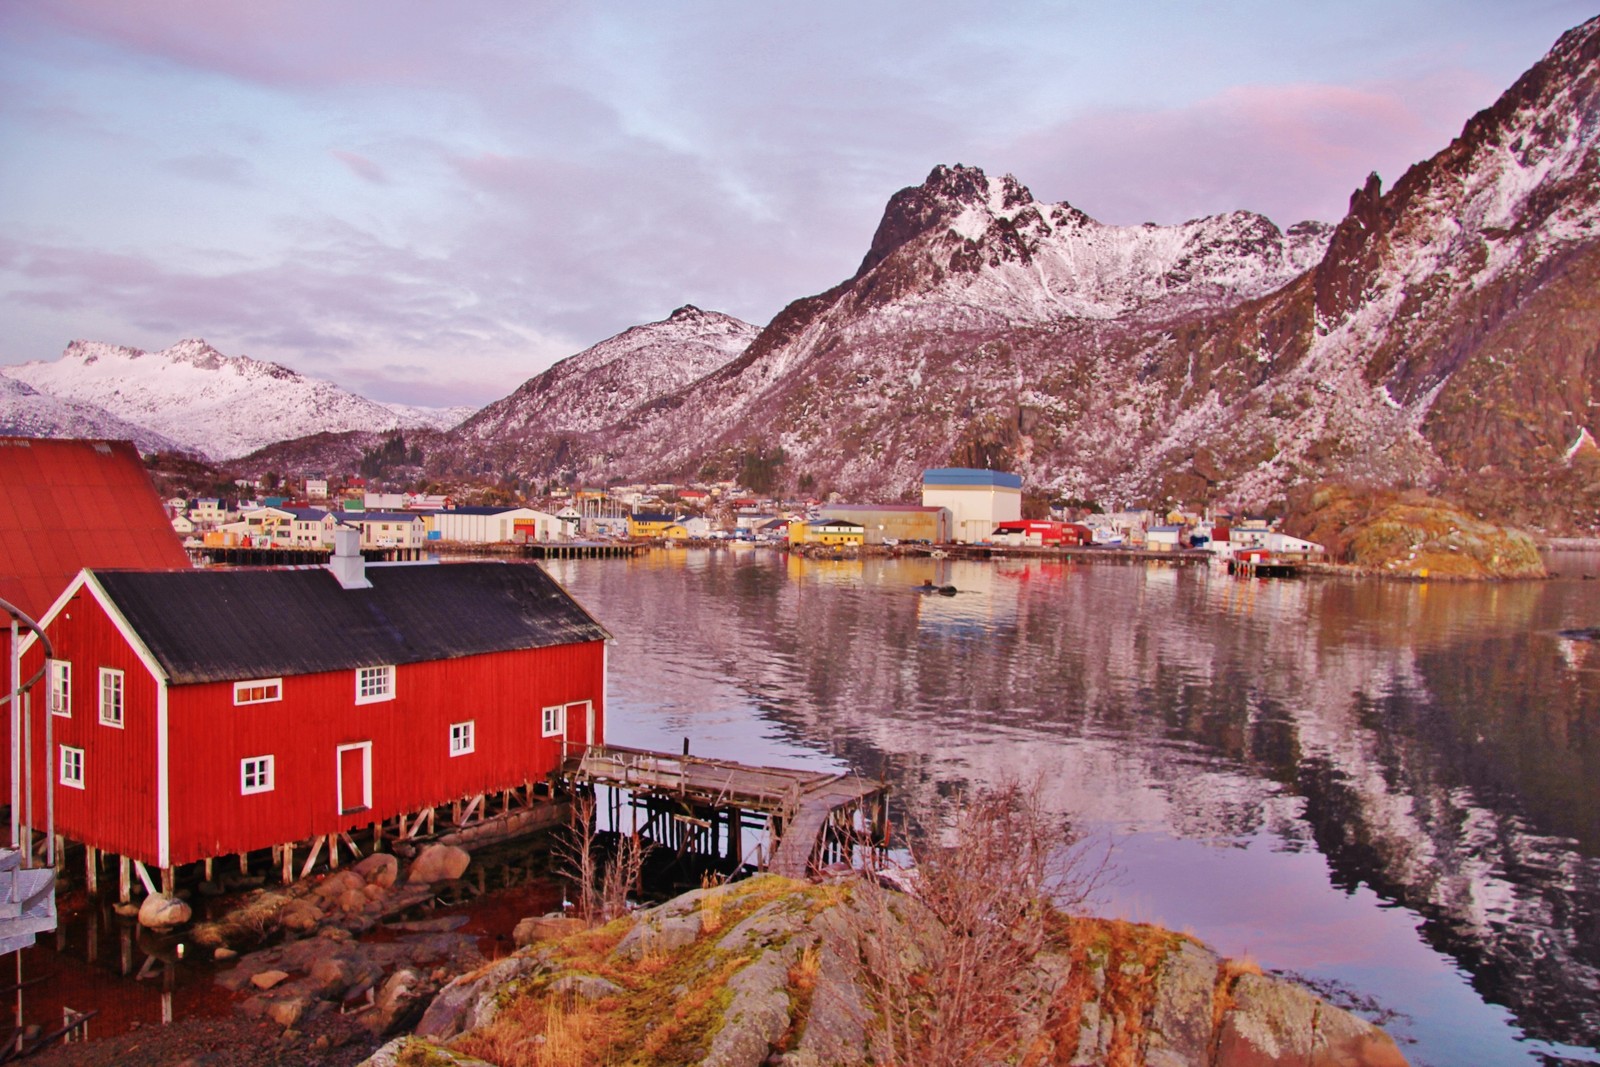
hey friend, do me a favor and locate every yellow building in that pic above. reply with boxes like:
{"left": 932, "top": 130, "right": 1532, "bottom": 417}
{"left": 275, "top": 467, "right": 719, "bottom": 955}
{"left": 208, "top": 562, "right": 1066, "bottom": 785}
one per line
{"left": 628, "top": 511, "right": 689, "bottom": 539}
{"left": 793, "top": 518, "right": 865, "bottom": 547}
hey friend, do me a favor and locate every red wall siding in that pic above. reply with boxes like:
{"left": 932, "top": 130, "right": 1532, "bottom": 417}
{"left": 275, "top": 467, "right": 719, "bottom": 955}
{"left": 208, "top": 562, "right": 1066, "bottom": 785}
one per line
{"left": 19, "top": 586, "right": 162, "bottom": 864}
{"left": 163, "top": 641, "right": 605, "bottom": 865}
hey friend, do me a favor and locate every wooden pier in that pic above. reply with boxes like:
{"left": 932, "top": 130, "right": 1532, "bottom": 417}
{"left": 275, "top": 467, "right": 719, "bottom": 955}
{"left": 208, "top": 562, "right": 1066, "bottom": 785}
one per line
{"left": 1227, "top": 557, "right": 1301, "bottom": 578}
{"left": 560, "top": 744, "right": 889, "bottom": 879}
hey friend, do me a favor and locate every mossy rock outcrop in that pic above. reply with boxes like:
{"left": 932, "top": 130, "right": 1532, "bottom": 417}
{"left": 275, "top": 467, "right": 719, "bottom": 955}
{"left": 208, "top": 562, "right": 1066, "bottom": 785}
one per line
{"left": 364, "top": 875, "right": 1407, "bottom": 1067}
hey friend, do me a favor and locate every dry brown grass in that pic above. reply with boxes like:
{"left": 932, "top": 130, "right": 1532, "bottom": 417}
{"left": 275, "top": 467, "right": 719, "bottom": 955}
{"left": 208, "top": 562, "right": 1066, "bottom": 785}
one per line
{"left": 457, "top": 991, "right": 612, "bottom": 1067}
{"left": 1024, "top": 917, "right": 1181, "bottom": 1067}
{"left": 1210, "top": 955, "right": 1265, "bottom": 1036}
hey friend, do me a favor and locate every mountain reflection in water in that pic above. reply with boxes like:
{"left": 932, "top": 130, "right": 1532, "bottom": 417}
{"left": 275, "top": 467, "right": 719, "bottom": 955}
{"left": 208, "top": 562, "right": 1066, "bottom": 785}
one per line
{"left": 547, "top": 549, "right": 1600, "bottom": 1067}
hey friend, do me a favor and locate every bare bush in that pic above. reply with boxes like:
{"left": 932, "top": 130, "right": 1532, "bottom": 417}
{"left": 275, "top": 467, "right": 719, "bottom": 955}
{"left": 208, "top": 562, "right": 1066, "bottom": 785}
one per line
{"left": 852, "top": 779, "right": 1111, "bottom": 1067}
{"left": 554, "top": 790, "right": 652, "bottom": 925}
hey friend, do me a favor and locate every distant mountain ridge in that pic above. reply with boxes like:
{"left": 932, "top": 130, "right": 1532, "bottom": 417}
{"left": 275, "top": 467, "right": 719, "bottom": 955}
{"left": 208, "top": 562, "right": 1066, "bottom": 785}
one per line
{"left": 1, "top": 339, "right": 465, "bottom": 461}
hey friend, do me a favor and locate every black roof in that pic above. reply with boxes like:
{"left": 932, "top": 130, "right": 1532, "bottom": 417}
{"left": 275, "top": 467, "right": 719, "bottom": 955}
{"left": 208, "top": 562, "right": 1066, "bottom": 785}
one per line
{"left": 91, "top": 562, "right": 610, "bottom": 685}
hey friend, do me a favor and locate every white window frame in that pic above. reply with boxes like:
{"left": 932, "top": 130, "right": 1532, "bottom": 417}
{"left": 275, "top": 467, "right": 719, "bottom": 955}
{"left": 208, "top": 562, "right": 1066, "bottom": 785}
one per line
{"left": 233, "top": 678, "right": 283, "bottom": 706}
{"left": 98, "top": 668, "right": 124, "bottom": 728}
{"left": 240, "top": 755, "right": 274, "bottom": 795}
{"left": 354, "top": 665, "right": 395, "bottom": 705}
{"left": 449, "top": 720, "right": 475, "bottom": 756}
{"left": 541, "top": 704, "right": 565, "bottom": 738}
{"left": 59, "top": 745, "right": 84, "bottom": 789}
{"left": 49, "top": 660, "right": 71, "bottom": 718}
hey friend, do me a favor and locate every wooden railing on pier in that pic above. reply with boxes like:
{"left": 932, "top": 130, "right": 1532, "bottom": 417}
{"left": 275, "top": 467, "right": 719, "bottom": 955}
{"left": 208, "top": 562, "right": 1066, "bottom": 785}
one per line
{"left": 561, "top": 743, "right": 888, "bottom": 879}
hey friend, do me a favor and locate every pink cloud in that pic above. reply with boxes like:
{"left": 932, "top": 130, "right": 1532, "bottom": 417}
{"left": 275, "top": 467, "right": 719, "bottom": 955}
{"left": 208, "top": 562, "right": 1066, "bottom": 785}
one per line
{"left": 1008, "top": 69, "right": 1502, "bottom": 227}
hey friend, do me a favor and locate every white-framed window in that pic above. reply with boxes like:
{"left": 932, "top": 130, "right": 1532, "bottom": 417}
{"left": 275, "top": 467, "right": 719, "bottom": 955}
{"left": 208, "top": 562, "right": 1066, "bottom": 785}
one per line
{"left": 355, "top": 665, "right": 395, "bottom": 704}
{"left": 59, "top": 745, "right": 84, "bottom": 789}
{"left": 541, "top": 704, "right": 565, "bottom": 737}
{"left": 98, "top": 668, "right": 124, "bottom": 727}
{"left": 233, "top": 678, "right": 283, "bottom": 705}
{"left": 450, "top": 720, "right": 475, "bottom": 756}
{"left": 241, "top": 755, "right": 274, "bottom": 795}
{"left": 49, "top": 660, "right": 71, "bottom": 717}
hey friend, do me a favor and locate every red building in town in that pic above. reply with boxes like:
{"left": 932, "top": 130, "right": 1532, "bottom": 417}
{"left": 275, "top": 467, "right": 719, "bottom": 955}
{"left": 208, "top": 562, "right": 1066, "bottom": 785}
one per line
{"left": 16, "top": 544, "right": 608, "bottom": 876}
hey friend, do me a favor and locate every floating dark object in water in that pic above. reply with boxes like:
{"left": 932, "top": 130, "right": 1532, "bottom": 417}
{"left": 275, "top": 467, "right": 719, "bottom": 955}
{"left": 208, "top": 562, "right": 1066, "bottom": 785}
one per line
{"left": 917, "top": 583, "right": 958, "bottom": 596}
{"left": 1558, "top": 628, "right": 1600, "bottom": 641}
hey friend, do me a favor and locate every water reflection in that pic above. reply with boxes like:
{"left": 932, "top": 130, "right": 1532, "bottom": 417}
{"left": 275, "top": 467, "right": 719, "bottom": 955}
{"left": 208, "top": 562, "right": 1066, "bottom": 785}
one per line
{"left": 551, "top": 550, "right": 1600, "bottom": 1066}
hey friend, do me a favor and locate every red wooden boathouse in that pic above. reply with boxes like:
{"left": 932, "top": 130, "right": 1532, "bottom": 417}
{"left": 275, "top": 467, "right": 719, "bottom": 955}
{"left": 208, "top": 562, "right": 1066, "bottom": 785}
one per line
{"left": 15, "top": 540, "right": 608, "bottom": 880}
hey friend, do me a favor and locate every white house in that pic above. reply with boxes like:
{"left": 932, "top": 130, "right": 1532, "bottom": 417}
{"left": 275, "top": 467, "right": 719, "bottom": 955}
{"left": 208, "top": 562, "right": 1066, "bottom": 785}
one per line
{"left": 431, "top": 506, "right": 564, "bottom": 544}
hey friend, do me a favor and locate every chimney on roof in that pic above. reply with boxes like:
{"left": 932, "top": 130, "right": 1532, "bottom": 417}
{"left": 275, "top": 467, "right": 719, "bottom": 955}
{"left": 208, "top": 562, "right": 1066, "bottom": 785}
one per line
{"left": 328, "top": 526, "right": 372, "bottom": 590}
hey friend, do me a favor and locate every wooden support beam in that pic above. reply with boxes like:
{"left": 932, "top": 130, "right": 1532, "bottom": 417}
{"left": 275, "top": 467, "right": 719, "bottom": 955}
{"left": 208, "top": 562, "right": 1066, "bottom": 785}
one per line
{"left": 119, "top": 856, "right": 130, "bottom": 903}
{"left": 327, "top": 833, "right": 340, "bottom": 869}
{"left": 133, "top": 861, "right": 156, "bottom": 896}
{"left": 161, "top": 867, "right": 175, "bottom": 895}
{"left": 85, "top": 846, "right": 98, "bottom": 897}
{"left": 282, "top": 843, "right": 294, "bottom": 884}
{"left": 300, "top": 836, "right": 325, "bottom": 879}
{"left": 240, "top": 851, "right": 250, "bottom": 875}
{"left": 203, "top": 858, "right": 214, "bottom": 883}
{"left": 340, "top": 831, "right": 362, "bottom": 859}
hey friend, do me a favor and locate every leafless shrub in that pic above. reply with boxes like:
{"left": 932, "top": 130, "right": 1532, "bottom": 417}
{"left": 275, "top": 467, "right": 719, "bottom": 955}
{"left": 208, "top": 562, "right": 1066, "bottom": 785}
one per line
{"left": 555, "top": 790, "right": 652, "bottom": 924}
{"left": 852, "top": 778, "right": 1111, "bottom": 1067}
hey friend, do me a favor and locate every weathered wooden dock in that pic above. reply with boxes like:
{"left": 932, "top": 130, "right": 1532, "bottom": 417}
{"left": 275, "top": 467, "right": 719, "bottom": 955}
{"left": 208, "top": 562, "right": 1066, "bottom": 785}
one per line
{"left": 560, "top": 744, "right": 889, "bottom": 879}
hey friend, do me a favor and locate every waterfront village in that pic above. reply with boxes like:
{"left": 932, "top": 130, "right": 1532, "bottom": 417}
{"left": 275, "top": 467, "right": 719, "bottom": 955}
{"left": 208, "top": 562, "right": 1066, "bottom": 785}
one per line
{"left": 0, "top": 437, "right": 1397, "bottom": 1067}
{"left": 173, "top": 466, "right": 1326, "bottom": 562}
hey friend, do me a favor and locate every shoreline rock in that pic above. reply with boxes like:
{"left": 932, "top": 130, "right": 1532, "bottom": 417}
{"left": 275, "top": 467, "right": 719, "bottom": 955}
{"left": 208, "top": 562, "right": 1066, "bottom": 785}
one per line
{"left": 368, "top": 874, "right": 1408, "bottom": 1067}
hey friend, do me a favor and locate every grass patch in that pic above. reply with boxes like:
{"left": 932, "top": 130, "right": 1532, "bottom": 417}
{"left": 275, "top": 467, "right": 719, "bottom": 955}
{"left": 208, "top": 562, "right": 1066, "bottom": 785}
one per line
{"left": 455, "top": 876, "right": 811, "bottom": 1067}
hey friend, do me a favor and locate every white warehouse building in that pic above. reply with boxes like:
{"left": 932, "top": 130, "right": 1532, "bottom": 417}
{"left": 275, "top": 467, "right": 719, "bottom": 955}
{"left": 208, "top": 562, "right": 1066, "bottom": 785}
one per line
{"left": 920, "top": 468, "right": 1023, "bottom": 543}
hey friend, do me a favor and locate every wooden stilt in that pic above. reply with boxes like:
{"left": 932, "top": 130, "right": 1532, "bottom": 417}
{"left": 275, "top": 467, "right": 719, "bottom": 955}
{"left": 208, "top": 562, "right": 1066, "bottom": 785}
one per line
{"left": 203, "top": 858, "right": 214, "bottom": 883}
{"left": 161, "top": 867, "right": 174, "bottom": 895}
{"left": 118, "top": 856, "right": 131, "bottom": 903}
{"left": 372, "top": 823, "right": 383, "bottom": 853}
{"left": 133, "top": 861, "right": 156, "bottom": 896}
{"left": 300, "top": 835, "right": 325, "bottom": 878}
{"left": 85, "top": 845, "right": 98, "bottom": 897}
{"left": 327, "top": 833, "right": 340, "bottom": 869}
{"left": 341, "top": 831, "right": 362, "bottom": 859}
{"left": 239, "top": 851, "right": 249, "bottom": 875}
{"left": 282, "top": 843, "right": 294, "bottom": 884}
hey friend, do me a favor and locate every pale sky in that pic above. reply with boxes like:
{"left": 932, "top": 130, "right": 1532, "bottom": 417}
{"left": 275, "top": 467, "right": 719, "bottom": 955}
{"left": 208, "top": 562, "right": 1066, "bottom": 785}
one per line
{"left": 1, "top": 1, "right": 1593, "bottom": 406}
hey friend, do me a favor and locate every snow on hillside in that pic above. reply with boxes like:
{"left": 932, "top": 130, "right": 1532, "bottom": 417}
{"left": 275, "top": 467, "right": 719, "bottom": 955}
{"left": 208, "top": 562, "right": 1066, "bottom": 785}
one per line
{"left": 900, "top": 167, "right": 1333, "bottom": 325}
{"left": 460, "top": 305, "right": 758, "bottom": 439}
{"left": 0, "top": 374, "right": 184, "bottom": 454}
{"left": 382, "top": 402, "right": 476, "bottom": 431}
{"left": 3, "top": 339, "right": 432, "bottom": 460}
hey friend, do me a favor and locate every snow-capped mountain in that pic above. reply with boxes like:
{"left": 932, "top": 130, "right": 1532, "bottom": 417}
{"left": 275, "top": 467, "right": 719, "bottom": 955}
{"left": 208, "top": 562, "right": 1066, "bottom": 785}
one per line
{"left": 427, "top": 14, "right": 1599, "bottom": 528}
{"left": 0, "top": 375, "right": 183, "bottom": 455}
{"left": 2, "top": 339, "right": 440, "bottom": 461}
{"left": 458, "top": 305, "right": 757, "bottom": 440}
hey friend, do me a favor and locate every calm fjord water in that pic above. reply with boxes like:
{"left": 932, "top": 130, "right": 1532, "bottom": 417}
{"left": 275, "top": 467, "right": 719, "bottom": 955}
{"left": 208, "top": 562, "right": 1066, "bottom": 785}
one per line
{"left": 548, "top": 549, "right": 1600, "bottom": 1067}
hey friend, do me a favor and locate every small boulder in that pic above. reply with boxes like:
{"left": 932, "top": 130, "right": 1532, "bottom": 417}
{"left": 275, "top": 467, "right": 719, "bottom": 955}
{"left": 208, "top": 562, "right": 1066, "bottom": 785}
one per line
{"left": 314, "top": 870, "right": 366, "bottom": 901}
{"left": 137, "top": 893, "right": 192, "bottom": 930}
{"left": 336, "top": 889, "right": 368, "bottom": 914}
{"left": 406, "top": 843, "right": 471, "bottom": 884}
{"left": 251, "top": 970, "right": 291, "bottom": 991}
{"left": 311, "top": 956, "right": 355, "bottom": 998}
{"left": 279, "top": 899, "right": 324, "bottom": 932}
{"left": 513, "top": 915, "right": 585, "bottom": 948}
{"left": 352, "top": 852, "right": 399, "bottom": 889}
{"left": 267, "top": 995, "right": 310, "bottom": 1028}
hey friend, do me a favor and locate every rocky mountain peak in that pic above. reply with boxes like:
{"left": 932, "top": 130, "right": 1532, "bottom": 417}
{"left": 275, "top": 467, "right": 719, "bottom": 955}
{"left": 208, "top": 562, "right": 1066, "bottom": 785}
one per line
{"left": 856, "top": 164, "right": 1041, "bottom": 278}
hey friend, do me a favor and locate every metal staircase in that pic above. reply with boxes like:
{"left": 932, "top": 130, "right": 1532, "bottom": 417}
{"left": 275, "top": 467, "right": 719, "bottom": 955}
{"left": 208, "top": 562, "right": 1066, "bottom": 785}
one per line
{"left": 3, "top": 597, "right": 59, "bottom": 955}
{"left": 0, "top": 848, "right": 55, "bottom": 955}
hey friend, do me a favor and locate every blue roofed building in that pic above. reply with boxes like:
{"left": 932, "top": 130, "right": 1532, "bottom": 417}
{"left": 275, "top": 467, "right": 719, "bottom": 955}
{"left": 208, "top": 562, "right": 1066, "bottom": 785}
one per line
{"left": 921, "top": 468, "right": 1023, "bottom": 543}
